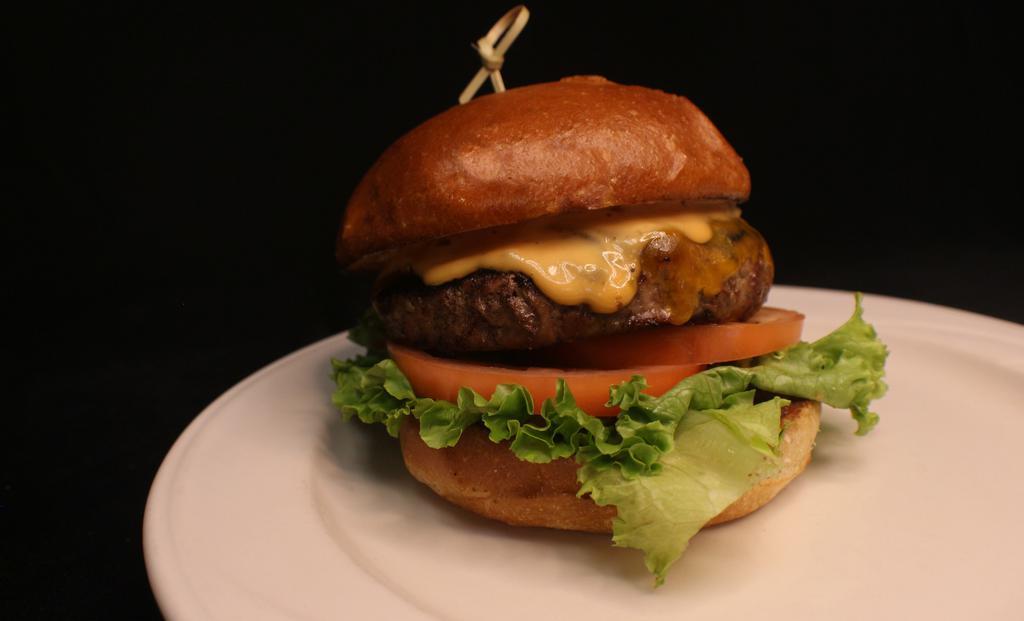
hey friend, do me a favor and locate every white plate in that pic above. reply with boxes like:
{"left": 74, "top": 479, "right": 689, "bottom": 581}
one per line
{"left": 144, "top": 286, "right": 1024, "bottom": 620}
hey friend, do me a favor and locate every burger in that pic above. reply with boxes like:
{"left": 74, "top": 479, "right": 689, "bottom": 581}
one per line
{"left": 331, "top": 76, "right": 888, "bottom": 585}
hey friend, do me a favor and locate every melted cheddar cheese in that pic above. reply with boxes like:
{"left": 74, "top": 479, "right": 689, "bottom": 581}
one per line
{"left": 388, "top": 201, "right": 760, "bottom": 318}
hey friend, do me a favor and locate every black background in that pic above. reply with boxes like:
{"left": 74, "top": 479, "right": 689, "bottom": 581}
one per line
{"left": 4, "top": 2, "right": 1022, "bottom": 618}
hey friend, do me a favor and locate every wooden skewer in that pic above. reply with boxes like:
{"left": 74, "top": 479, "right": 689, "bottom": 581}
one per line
{"left": 458, "top": 5, "right": 530, "bottom": 104}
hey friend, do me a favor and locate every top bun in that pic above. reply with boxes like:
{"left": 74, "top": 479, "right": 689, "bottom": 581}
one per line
{"left": 338, "top": 76, "right": 750, "bottom": 266}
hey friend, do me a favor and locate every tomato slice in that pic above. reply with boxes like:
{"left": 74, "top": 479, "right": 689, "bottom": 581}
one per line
{"left": 538, "top": 307, "right": 805, "bottom": 369}
{"left": 388, "top": 342, "right": 704, "bottom": 417}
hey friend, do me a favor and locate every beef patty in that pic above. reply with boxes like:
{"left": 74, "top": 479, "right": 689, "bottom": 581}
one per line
{"left": 373, "top": 218, "right": 773, "bottom": 353}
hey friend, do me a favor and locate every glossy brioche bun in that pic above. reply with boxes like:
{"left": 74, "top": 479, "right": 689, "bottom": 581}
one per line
{"left": 399, "top": 399, "right": 820, "bottom": 533}
{"left": 338, "top": 76, "right": 750, "bottom": 266}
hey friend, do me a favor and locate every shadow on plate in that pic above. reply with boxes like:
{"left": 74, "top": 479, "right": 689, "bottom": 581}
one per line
{"left": 804, "top": 409, "right": 869, "bottom": 478}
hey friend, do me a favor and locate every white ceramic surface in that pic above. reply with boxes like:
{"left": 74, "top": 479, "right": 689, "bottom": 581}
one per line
{"left": 144, "top": 286, "right": 1024, "bottom": 620}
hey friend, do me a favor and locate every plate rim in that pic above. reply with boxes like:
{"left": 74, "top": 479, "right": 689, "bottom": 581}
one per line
{"left": 143, "top": 331, "right": 345, "bottom": 621}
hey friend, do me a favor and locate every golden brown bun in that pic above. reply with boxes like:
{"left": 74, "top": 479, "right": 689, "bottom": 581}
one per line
{"left": 399, "top": 399, "right": 820, "bottom": 533}
{"left": 338, "top": 76, "right": 750, "bottom": 265}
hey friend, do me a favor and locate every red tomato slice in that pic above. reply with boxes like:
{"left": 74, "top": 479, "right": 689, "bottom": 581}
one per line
{"left": 388, "top": 342, "right": 704, "bottom": 417}
{"left": 535, "top": 307, "right": 805, "bottom": 370}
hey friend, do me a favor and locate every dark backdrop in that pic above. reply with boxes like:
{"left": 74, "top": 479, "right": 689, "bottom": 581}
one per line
{"left": 5, "top": 2, "right": 1022, "bottom": 618}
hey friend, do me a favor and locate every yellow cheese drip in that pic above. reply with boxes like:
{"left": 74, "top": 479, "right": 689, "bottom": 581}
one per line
{"left": 405, "top": 203, "right": 740, "bottom": 314}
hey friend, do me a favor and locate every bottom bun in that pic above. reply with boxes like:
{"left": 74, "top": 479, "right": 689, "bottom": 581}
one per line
{"left": 399, "top": 399, "right": 821, "bottom": 533}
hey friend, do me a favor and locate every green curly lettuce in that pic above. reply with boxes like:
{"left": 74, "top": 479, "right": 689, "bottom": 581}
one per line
{"left": 330, "top": 357, "right": 413, "bottom": 437}
{"left": 749, "top": 293, "right": 888, "bottom": 434}
{"left": 329, "top": 294, "right": 888, "bottom": 585}
{"left": 579, "top": 389, "right": 788, "bottom": 585}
